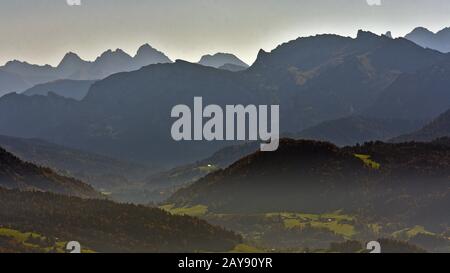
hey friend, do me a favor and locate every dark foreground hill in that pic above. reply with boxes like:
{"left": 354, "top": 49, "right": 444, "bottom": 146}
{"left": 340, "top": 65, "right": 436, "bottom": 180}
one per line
{"left": 297, "top": 116, "right": 423, "bottom": 146}
{"left": 0, "top": 188, "right": 241, "bottom": 253}
{"left": 168, "top": 139, "right": 370, "bottom": 213}
{"left": 0, "top": 135, "right": 146, "bottom": 191}
{"left": 168, "top": 139, "right": 450, "bottom": 230}
{"left": 0, "top": 145, "right": 99, "bottom": 198}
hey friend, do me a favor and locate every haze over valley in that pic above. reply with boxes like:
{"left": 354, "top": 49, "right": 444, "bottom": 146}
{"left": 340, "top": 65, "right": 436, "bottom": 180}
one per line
{"left": 0, "top": 0, "right": 450, "bottom": 254}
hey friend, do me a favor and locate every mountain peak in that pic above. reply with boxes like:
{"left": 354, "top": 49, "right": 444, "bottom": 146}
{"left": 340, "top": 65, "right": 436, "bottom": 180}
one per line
{"left": 436, "top": 27, "right": 450, "bottom": 35}
{"left": 58, "top": 52, "right": 86, "bottom": 67}
{"left": 356, "top": 30, "right": 380, "bottom": 40}
{"left": 98, "top": 48, "right": 131, "bottom": 59}
{"left": 410, "top": 27, "right": 434, "bottom": 35}
{"left": 134, "top": 44, "right": 172, "bottom": 66}
{"left": 405, "top": 26, "right": 450, "bottom": 53}
{"left": 136, "top": 43, "right": 155, "bottom": 54}
{"left": 198, "top": 53, "right": 248, "bottom": 69}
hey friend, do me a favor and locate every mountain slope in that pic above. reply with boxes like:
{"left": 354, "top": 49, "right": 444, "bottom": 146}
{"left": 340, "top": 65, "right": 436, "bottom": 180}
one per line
{"left": 134, "top": 44, "right": 172, "bottom": 68}
{"left": 0, "top": 61, "right": 272, "bottom": 164}
{"left": 0, "top": 32, "right": 447, "bottom": 165}
{"left": 366, "top": 57, "right": 450, "bottom": 120}
{"left": 405, "top": 27, "right": 450, "bottom": 53}
{"left": 198, "top": 53, "right": 249, "bottom": 68}
{"left": 0, "top": 145, "right": 99, "bottom": 198}
{"left": 218, "top": 63, "right": 248, "bottom": 72}
{"left": 0, "top": 188, "right": 241, "bottom": 253}
{"left": 56, "top": 52, "right": 91, "bottom": 79}
{"left": 117, "top": 142, "right": 261, "bottom": 203}
{"left": 392, "top": 109, "right": 450, "bottom": 142}
{"left": 168, "top": 139, "right": 450, "bottom": 227}
{"left": 0, "top": 60, "right": 56, "bottom": 88}
{"left": 22, "top": 79, "right": 95, "bottom": 100}
{"left": 297, "top": 116, "right": 424, "bottom": 146}
{"left": 248, "top": 31, "right": 445, "bottom": 129}
{"left": 0, "top": 70, "right": 31, "bottom": 97}
{"left": 0, "top": 135, "right": 145, "bottom": 190}
{"left": 168, "top": 139, "right": 370, "bottom": 213}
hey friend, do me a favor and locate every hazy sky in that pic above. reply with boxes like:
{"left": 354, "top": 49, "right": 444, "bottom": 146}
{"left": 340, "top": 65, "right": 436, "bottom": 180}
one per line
{"left": 1, "top": 0, "right": 450, "bottom": 66}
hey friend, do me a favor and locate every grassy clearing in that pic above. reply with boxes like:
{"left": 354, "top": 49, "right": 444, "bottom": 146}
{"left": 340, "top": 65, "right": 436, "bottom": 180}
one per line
{"left": 0, "top": 227, "right": 60, "bottom": 252}
{"left": 160, "top": 204, "right": 208, "bottom": 217}
{"left": 230, "top": 244, "right": 265, "bottom": 253}
{"left": 265, "top": 212, "right": 356, "bottom": 238}
{"left": 354, "top": 154, "right": 381, "bottom": 169}
{"left": 0, "top": 227, "right": 94, "bottom": 253}
{"left": 197, "top": 164, "right": 220, "bottom": 173}
{"left": 392, "top": 225, "right": 435, "bottom": 239}
{"left": 0, "top": 228, "right": 41, "bottom": 242}
{"left": 310, "top": 222, "right": 356, "bottom": 238}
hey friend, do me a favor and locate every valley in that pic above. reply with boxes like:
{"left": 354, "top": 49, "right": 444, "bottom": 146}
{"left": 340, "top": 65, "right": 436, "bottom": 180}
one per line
{"left": 0, "top": 25, "right": 449, "bottom": 254}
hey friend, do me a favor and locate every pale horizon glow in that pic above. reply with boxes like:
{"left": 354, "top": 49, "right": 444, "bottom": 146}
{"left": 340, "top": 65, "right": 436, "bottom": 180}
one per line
{"left": 1, "top": 0, "right": 450, "bottom": 66}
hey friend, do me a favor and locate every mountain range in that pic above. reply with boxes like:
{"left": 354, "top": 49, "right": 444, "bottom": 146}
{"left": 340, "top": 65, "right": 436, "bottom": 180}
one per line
{"left": 0, "top": 44, "right": 172, "bottom": 97}
{"left": 405, "top": 27, "right": 450, "bottom": 53}
{"left": 0, "top": 31, "right": 448, "bottom": 166}
{"left": 1, "top": 29, "right": 450, "bottom": 253}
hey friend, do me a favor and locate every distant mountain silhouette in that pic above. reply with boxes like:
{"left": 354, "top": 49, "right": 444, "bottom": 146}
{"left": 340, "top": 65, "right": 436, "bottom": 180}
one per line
{"left": 89, "top": 49, "right": 135, "bottom": 79}
{"left": 198, "top": 53, "right": 249, "bottom": 68}
{"left": 0, "top": 71, "right": 31, "bottom": 97}
{"left": 22, "top": 79, "right": 95, "bottom": 100}
{"left": 0, "top": 145, "right": 99, "bottom": 198}
{"left": 57, "top": 52, "right": 91, "bottom": 78}
{"left": 392, "top": 109, "right": 450, "bottom": 142}
{"left": 134, "top": 44, "right": 172, "bottom": 69}
{"left": 405, "top": 27, "right": 450, "bottom": 53}
{"left": 0, "top": 32, "right": 447, "bottom": 165}
{"left": 0, "top": 44, "right": 172, "bottom": 93}
{"left": 297, "top": 116, "right": 424, "bottom": 146}
{"left": 366, "top": 57, "right": 450, "bottom": 120}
